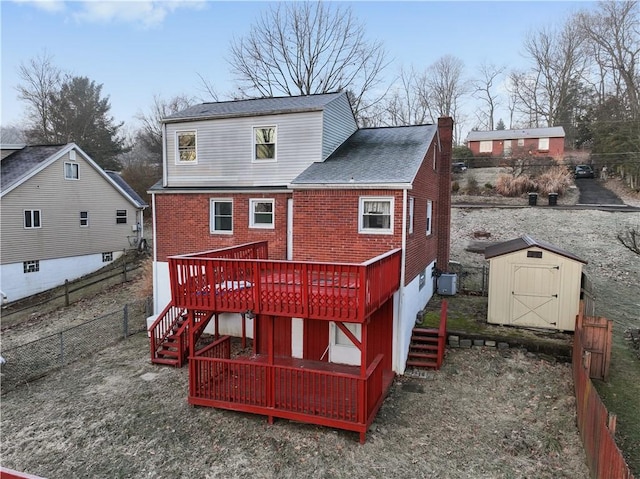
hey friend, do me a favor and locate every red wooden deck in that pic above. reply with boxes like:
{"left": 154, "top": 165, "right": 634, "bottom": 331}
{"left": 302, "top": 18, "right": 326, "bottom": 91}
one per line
{"left": 168, "top": 242, "right": 401, "bottom": 323}
{"left": 188, "top": 336, "right": 394, "bottom": 441}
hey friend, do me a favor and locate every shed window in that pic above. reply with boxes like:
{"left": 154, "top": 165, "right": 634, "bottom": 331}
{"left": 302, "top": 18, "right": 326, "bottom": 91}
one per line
{"left": 538, "top": 137, "right": 549, "bottom": 151}
{"left": 479, "top": 141, "right": 492, "bottom": 153}
{"left": 527, "top": 251, "right": 543, "bottom": 258}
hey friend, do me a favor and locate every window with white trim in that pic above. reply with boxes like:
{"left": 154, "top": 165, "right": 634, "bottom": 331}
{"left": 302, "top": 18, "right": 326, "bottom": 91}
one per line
{"left": 408, "top": 197, "right": 414, "bottom": 235}
{"left": 249, "top": 199, "right": 275, "bottom": 228}
{"left": 479, "top": 140, "right": 492, "bottom": 153}
{"left": 80, "top": 211, "right": 89, "bottom": 227}
{"left": 538, "top": 137, "right": 549, "bottom": 150}
{"left": 254, "top": 126, "right": 276, "bottom": 161}
{"left": 176, "top": 131, "right": 197, "bottom": 163}
{"left": 64, "top": 162, "right": 79, "bottom": 180}
{"left": 359, "top": 197, "right": 394, "bottom": 234}
{"left": 24, "top": 210, "right": 41, "bottom": 229}
{"left": 23, "top": 260, "right": 40, "bottom": 273}
{"left": 517, "top": 138, "right": 525, "bottom": 147}
{"left": 426, "top": 200, "right": 433, "bottom": 236}
{"left": 102, "top": 252, "right": 113, "bottom": 262}
{"left": 210, "top": 199, "right": 233, "bottom": 233}
{"left": 116, "top": 210, "right": 127, "bottom": 224}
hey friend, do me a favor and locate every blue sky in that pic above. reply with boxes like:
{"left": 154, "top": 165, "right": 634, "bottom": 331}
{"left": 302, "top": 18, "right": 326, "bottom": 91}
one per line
{"left": 1, "top": 0, "right": 595, "bottom": 135}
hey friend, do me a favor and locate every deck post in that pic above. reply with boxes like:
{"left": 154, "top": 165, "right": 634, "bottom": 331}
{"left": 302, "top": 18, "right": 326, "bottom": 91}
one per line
{"left": 241, "top": 312, "right": 246, "bottom": 349}
{"left": 214, "top": 313, "right": 219, "bottom": 340}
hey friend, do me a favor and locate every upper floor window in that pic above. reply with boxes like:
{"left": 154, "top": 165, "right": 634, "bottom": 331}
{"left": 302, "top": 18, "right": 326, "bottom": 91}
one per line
{"left": 359, "top": 197, "right": 393, "bottom": 234}
{"left": 24, "top": 210, "right": 41, "bottom": 229}
{"left": 176, "top": 131, "right": 197, "bottom": 164}
{"left": 116, "top": 210, "right": 127, "bottom": 224}
{"left": 64, "top": 162, "right": 79, "bottom": 180}
{"left": 210, "top": 199, "right": 233, "bottom": 233}
{"left": 80, "top": 211, "right": 89, "bottom": 227}
{"left": 254, "top": 126, "right": 276, "bottom": 161}
{"left": 426, "top": 200, "right": 433, "bottom": 236}
{"left": 249, "top": 199, "right": 274, "bottom": 228}
{"left": 538, "top": 137, "right": 549, "bottom": 151}
{"left": 479, "top": 141, "right": 492, "bottom": 153}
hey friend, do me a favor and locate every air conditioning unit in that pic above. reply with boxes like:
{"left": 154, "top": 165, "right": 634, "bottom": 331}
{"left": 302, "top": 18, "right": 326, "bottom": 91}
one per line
{"left": 437, "top": 273, "right": 457, "bottom": 296}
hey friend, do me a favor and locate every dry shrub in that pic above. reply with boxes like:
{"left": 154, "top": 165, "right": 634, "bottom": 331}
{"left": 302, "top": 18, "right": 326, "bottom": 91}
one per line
{"left": 495, "top": 173, "right": 535, "bottom": 197}
{"left": 536, "top": 166, "right": 573, "bottom": 195}
{"left": 135, "top": 257, "right": 153, "bottom": 299}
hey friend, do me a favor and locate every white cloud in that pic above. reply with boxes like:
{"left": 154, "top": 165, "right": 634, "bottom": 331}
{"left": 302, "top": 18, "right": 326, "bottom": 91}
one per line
{"left": 13, "top": 0, "right": 206, "bottom": 28}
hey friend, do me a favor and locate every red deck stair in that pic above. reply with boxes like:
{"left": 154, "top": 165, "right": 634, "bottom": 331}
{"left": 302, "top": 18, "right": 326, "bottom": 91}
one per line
{"left": 406, "top": 300, "right": 448, "bottom": 370}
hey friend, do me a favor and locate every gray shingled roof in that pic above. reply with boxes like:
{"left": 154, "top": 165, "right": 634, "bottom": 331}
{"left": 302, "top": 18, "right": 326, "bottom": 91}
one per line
{"left": 291, "top": 124, "right": 437, "bottom": 186}
{"left": 466, "top": 126, "right": 565, "bottom": 142}
{"left": 1, "top": 144, "right": 67, "bottom": 192}
{"left": 164, "top": 92, "right": 345, "bottom": 122}
{"left": 105, "top": 171, "right": 148, "bottom": 207}
{"left": 484, "top": 234, "right": 587, "bottom": 264}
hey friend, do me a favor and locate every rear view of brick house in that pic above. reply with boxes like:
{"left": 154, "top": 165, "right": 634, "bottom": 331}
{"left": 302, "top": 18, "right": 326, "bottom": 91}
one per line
{"left": 148, "top": 92, "right": 453, "bottom": 441}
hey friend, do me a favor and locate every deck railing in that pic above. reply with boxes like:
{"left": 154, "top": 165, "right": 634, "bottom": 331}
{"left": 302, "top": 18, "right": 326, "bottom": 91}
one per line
{"left": 189, "top": 352, "right": 386, "bottom": 438}
{"left": 169, "top": 245, "right": 401, "bottom": 322}
{"left": 149, "top": 303, "right": 186, "bottom": 362}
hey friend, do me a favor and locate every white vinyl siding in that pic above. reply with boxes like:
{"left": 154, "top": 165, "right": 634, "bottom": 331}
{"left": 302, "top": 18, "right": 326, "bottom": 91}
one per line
{"left": 1, "top": 151, "right": 140, "bottom": 265}
{"left": 359, "top": 197, "right": 394, "bottom": 234}
{"left": 165, "top": 112, "right": 324, "bottom": 187}
{"left": 479, "top": 141, "right": 493, "bottom": 153}
{"left": 321, "top": 94, "right": 358, "bottom": 160}
{"left": 249, "top": 199, "right": 275, "bottom": 229}
{"left": 538, "top": 137, "right": 550, "bottom": 150}
{"left": 210, "top": 199, "right": 233, "bottom": 233}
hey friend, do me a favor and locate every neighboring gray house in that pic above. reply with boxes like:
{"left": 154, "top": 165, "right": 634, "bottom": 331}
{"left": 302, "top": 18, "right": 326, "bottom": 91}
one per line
{"left": 0, "top": 143, "right": 147, "bottom": 302}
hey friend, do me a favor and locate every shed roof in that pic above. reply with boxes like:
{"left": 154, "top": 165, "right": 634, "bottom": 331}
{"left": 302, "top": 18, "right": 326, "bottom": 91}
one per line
{"left": 466, "top": 126, "right": 565, "bottom": 142}
{"left": 484, "top": 235, "right": 587, "bottom": 264}
{"left": 163, "top": 92, "right": 346, "bottom": 122}
{"left": 291, "top": 124, "right": 437, "bottom": 187}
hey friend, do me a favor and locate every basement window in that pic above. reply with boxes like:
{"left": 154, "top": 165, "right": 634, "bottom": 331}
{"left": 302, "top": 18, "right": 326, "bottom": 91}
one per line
{"left": 527, "top": 251, "right": 543, "bottom": 259}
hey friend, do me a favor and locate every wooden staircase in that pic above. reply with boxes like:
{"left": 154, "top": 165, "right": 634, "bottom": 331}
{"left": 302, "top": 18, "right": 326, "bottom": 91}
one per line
{"left": 150, "top": 303, "right": 213, "bottom": 367}
{"left": 407, "top": 300, "right": 448, "bottom": 370}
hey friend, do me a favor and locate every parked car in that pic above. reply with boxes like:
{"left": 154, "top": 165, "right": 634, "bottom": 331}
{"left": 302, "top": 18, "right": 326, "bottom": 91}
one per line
{"left": 574, "top": 164, "right": 594, "bottom": 179}
{"left": 452, "top": 162, "right": 468, "bottom": 173}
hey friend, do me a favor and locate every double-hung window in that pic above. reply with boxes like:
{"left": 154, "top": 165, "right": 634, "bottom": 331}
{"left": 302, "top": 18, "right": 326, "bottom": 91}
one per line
{"left": 479, "top": 140, "right": 492, "bottom": 153}
{"left": 254, "top": 126, "right": 276, "bottom": 161}
{"left": 538, "top": 137, "right": 549, "bottom": 151}
{"left": 80, "top": 211, "right": 89, "bottom": 227}
{"left": 250, "top": 199, "right": 275, "bottom": 228}
{"left": 176, "top": 131, "right": 197, "bottom": 164}
{"left": 426, "top": 200, "right": 433, "bottom": 236}
{"left": 359, "top": 197, "right": 393, "bottom": 234}
{"left": 408, "top": 197, "right": 415, "bottom": 235}
{"left": 116, "top": 210, "right": 127, "bottom": 224}
{"left": 24, "top": 210, "right": 41, "bottom": 229}
{"left": 210, "top": 199, "right": 233, "bottom": 233}
{"left": 64, "top": 162, "right": 79, "bottom": 180}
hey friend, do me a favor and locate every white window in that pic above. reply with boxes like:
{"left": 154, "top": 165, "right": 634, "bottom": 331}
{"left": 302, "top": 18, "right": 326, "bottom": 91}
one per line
{"left": 359, "top": 197, "right": 394, "bottom": 234}
{"left": 479, "top": 140, "right": 492, "bottom": 153}
{"left": 426, "top": 200, "right": 433, "bottom": 236}
{"left": 24, "top": 210, "right": 41, "bottom": 229}
{"left": 408, "top": 197, "right": 414, "bottom": 235}
{"left": 538, "top": 137, "right": 549, "bottom": 150}
{"left": 250, "top": 199, "right": 275, "bottom": 228}
{"left": 517, "top": 138, "right": 525, "bottom": 147}
{"left": 102, "top": 252, "right": 113, "bottom": 262}
{"left": 80, "top": 211, "right": 89, "bottom": 227}
{"left": 23, "top": 260, "right": 39, "bottom": 273}
{"left": 176, "top": 130, "right": 197, "bottom": 164}
{"left": 64, "top": 162, "right": 79, "bottom": 180}
{"left": 254, "top": 126, "right": 276, "bottom": 161}
{"left": 116, "top": 210, "right": 127, "bottom": 224}
{"left": 503, "top": 140, "right": 512, "bottom": 155}
{"left": 210, "top": 199, "right": 233, "bottom": 233}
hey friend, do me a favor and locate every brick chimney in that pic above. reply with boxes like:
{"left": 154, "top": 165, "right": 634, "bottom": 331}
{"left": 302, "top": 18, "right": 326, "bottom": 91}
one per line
{"left": 436, "top": 117, "right": 454, "bottom": 272}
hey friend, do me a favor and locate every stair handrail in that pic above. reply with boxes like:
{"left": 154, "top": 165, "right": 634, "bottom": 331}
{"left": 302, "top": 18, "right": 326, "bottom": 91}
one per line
{"left": 149, "top": 302, "right": 183, "bottom": 359}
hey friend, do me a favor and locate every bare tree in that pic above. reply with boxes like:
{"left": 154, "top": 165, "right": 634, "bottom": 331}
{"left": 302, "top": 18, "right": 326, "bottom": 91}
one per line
{"left": 228, "top": 1, "right": 388, "bottom": 123}
{"left": 618, "top": 228, "right": 640, "bottom": 255}
{"left": 472, "top": 62, "right": 505, "bottom": 130}
{"left": 135, "top": 94, "right": 195, "bottom": 163}
{"left": 510, "top": 19, "right": 587, "bottom": 128}
{"left": 578, "top": 0, "right": 640, "bottom": 119}
{"left": 379, "top": 66, "right": 431, "bottom": 126}
{"left": 16, "top": 51, "right": 62, "bottom": 141}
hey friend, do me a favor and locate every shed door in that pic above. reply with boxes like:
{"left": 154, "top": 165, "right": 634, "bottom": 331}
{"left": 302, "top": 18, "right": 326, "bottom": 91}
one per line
{"left": 510, "top": 264, "right": 560, "bottom": 328}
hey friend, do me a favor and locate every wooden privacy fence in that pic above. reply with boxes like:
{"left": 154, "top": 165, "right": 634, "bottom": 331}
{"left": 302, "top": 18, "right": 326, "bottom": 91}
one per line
{"left": 573, "top": 307, "right": 634, "bottom": 479}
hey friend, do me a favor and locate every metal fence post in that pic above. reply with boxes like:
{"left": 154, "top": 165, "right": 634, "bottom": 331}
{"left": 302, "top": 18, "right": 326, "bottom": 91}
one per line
{"left": 123, "top": 304, "right": 129, "bottom": 338}
{"left": 59, "top": 331, "right": 64, "bottom": 367}
{"left": 122, "top": 250, "right": 127, "bottom": 282}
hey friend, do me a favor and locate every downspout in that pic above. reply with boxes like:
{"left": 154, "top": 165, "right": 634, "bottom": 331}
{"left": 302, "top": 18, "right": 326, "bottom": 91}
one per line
{"left": 394, "top": 188, "right": 408, "bottom": 373}
{"left": 151, "top": 192, "right": 158, "bottom": 313}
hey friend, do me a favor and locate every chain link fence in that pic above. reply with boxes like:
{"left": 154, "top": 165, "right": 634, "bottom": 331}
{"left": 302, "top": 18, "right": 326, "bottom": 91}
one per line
{"left": 1, "top": 297, "right": 152, "bottom": 394}
{"left": 448, "top": 262, "right": 489, "bottom": 295}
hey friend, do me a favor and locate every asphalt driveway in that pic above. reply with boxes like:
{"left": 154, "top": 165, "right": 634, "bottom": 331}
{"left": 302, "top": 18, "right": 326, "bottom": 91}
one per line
{"left": 576, "top": 178, "right": 625, "bottom": 205}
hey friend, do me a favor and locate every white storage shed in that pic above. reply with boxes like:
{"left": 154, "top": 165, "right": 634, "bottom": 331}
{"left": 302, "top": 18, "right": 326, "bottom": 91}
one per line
{"left": 484, "top": 235, "right": 587, "bottom": 332}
